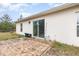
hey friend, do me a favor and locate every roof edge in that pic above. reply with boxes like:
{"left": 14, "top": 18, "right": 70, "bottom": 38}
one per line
{"left": 16, "top": 3, "right": 79, "bottom": 23}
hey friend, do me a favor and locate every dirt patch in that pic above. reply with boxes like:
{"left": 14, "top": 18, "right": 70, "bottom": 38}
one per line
{"left": 0, "top": 38, "right": 50, "bottom": 56}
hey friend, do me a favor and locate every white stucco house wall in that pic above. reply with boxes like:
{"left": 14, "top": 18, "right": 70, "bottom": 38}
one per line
{"left": 16, "top": 3, "right": 79, "bottom": 46}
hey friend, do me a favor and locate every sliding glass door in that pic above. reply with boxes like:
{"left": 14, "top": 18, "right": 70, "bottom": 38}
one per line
{"left": 33, "top": 19, "right": 45, "bottom": 38}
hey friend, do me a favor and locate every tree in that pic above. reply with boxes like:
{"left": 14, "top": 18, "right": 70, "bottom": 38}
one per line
{"left": 17, "top": 15, "right": 23, "bottom": 21}
{"left": 19, "top": 15, "right": 23, "bottom": 20}
{"left": 0, "top": 14, "right": 16, "bottom": 32}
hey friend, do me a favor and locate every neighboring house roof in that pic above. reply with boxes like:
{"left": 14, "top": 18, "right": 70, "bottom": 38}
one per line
{"left": 16, "top": 3, "right": 79, "bottom": 23}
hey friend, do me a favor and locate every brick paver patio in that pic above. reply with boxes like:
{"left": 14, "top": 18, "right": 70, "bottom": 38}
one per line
{"left": 0, "top": 38, "right": 50, "bottom": 56}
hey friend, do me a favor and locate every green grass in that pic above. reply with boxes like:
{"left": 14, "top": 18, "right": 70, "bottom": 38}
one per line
{"left": 51, "top": 41, "right": 79, "bottom": 55}
{"left": 0, "top": 32, "right": 24, "bottom": 41}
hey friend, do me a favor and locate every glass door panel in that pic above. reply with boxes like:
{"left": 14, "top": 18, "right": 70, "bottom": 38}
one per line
{"left": 33, "top": 21, "right": 38, "bottom": 36}
{"left": 39, "top": 19, "right": 45, "bottom": 38}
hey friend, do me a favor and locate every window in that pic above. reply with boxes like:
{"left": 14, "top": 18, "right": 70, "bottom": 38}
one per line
{"left": 76, "top": 12, "right": 79, "bottom": 36}
{"left": 20, "top": 23, "right": 23, "bottom": 32}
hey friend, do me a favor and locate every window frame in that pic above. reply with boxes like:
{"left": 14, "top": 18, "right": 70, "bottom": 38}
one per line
{"left": 76, "top": 11, "right": 79, "bottom": 37}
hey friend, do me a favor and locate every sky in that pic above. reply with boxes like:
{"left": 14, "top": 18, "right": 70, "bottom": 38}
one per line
{"left": 0, "top": 3, "right": 63, "bottom": 21}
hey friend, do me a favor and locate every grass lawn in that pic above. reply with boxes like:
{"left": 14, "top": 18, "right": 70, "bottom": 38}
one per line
{"left": 49, "top": 41, "right": 79, "bottom": 55}
{"left": 0, "top": 32, "right": 24, "bottom": 41}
